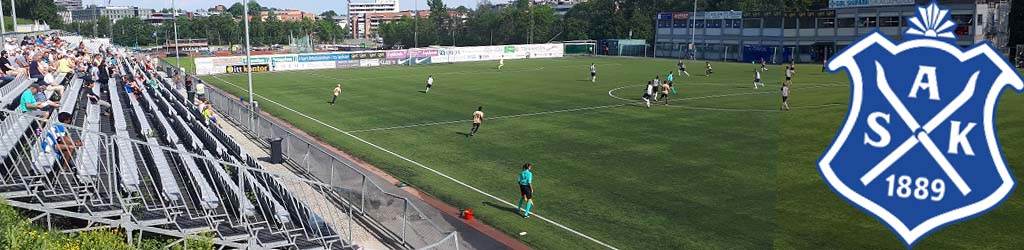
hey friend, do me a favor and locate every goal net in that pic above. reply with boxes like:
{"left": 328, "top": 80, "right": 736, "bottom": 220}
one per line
{"left": 564, "top": 40, "right": 597, "bottom": 56}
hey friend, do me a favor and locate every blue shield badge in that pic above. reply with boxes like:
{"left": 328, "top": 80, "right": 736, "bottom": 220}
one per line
{"left": 819, "top": 1, "right": 1023, "bottom": 247}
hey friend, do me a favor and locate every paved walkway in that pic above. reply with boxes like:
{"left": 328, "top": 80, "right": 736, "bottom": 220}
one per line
{"left": 216, "top": 109, "right": 390, "bottom": 249}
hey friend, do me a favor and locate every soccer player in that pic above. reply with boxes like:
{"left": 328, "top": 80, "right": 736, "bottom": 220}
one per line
{"left": 660, "top": 81, "right": 671, "bottom": 105}
{"left": 666, "top": 71, "right": 676, "bottom": 94}
{"left": 469, "top": 107, "right": 484, "bottom": 136}
{"left": 822, "top": 58, "right": 828, "bottom": 72}
{"left": 753, "top": 69, "right": 764, "bottom": 89}
{"left": 425, "top": 76, "right": 434, "bottom": 93}
{"left": 651, "top": 76, "right": 661, "bottom": 101}
{"left": 785, "top": 65, "right": 795, "bottom": 86}
{"left": 498, "top": 57, "right": 505, "bottom": 70}
{"left": 331, "top": 84, "right": 342, "bottom": 105}
{"left": 590, "top": 63, "right": 597, "bottom": 82}
{"left": 781, "top": 81, "right": 791, "bottom": 111}
{"left": 642, "top": 81, "right": 653, "bottom": 108}
{"left": 705, "top": 62, "right": 713, "bottom": 77}
{"left": 760, "top": 58, "right": 768, "bottom": 72}
{"left": 677, "top": 60, "right": 690, "bottom": 76}
{"left": 517, "top": 163, "right": 535, "bottom": 218}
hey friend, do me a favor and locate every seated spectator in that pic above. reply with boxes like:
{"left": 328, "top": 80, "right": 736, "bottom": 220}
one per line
{"left": 202, "top": 103, "right": 220, "bottom": 127}
{"left": 0, "top": 51, "right": 23, "bottom": 77}
{"left": 20, "top": 85, "right": 60, "bottom": 119}
{"left": 29, "top": 55, "right": 45, "bottom": 81}
{"left": 83, "top": 81, "right": 112, "bottom": 116}
{"left": 44, "top": 112, "right": 82, "bottom": 172}
{"left": 56, "top": 54, "right": 73, "bottom": 74}
{"left": 41, "top": 69, "right": 66, "bottom": 97}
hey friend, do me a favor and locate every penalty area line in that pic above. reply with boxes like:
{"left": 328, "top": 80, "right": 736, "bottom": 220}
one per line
{"left": 209, "top": 75, "right": 622, "bottom": 250}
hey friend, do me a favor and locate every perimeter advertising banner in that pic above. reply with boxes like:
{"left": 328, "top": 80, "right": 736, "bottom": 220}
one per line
{"left": 194, "top": 44, "right": 564, "bottom": 75}
{"left": 828, "top": 0, "right": 913, "bottom": 8}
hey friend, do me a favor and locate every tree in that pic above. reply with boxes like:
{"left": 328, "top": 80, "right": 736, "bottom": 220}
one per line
{"left": 13, "top": 0, "right": 64, "bottom": 29}
{"left": 321, "top": 10, "right": 339, "bottom": 19}
{"left": 96, "top": 17, "right": 112, "bottom": 38}
{"left": 228, "top": 2, "right": 245, "bottom": 17}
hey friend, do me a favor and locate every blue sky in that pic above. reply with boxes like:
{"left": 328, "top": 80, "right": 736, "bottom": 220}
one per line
{"left": 105, "top": 0, "right": 506, "bottom": 14}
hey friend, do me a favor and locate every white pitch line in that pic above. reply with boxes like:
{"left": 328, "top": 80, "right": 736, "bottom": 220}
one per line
{"left": 607, "top": 84, "right": 847, "bottom": 111}
{"left": 209, "top": 75, "right": 622, "bottom": 250}
{"left": 348, "top": 103, "right": 629, "bottom": 133}
{"left": 298, "top": 62, "right": 623, "bottom": 83}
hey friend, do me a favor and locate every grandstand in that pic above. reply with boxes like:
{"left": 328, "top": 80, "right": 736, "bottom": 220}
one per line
{"left": 0, "top": 37, "right": 461, "bottom": 249}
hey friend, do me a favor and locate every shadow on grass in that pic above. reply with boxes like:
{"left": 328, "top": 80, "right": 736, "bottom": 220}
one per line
{"left": 483, "top": 201, "right": 521, "bottom": 216}
{"left": 455, "top": 131, "right": 472, "bottom": 137}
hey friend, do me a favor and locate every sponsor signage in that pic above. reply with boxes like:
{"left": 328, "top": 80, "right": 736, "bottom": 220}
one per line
{"left": 829, "top": 0, "right": 914, "bottom": 8}
{"left": 672, "top": 12, "right": 690, "bottom": 20}
{"left": 745, "top": 10, "right": 835, "bottom": 18}
{"left": 226, "top": 64, "right": 270, "bottom": 74}
{"left": 386, "top": 50, "right": 408, "bottom": 59}
{"left": 504, "top": 46, "right": 516, "bottom": 53}
{"left": 271, "top": 56, "right": 296, "bottom": 62}
{"left": 701, "top": 11, "right": 743, "bottom": 20}
{"left": 243, "top": 57, "right": 269, "bottom": 64}
{"left": 351, "top": 51, "right": 386, "bottom": 60}
{"left": 414, "top": 49, "right": 439, "bottom": 57}
{"left": 657, "top": 13, "right": 672, "bottom": 20}
{"left": 298, "top": 53, "right": 351, "bottom": 62}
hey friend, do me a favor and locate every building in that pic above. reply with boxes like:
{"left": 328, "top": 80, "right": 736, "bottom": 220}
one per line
{"left": 348, "top": 0, "right": 400, "bottom": 15}
{"left": 654, "top": 0, "right": 1011, "bottom": 63}
{"left": 212, "top": 5, "right": 227, "bottom": 11}
{"left": 59, "top": 10, "right": 74, "bottom": 23}
{"left": 71, "top": 5, "right": 155, "bottom": 23}
{"left": 145, "top": 13, "right": 175, "bottom": 26}
{"left": 350, "top": 10, "right": 467, "bottom": 39}
{"left": 257, "top": 10, "right": 317, "bottom": 22}
{"left": 534, "top": 0, "right": 587, "bottom": 15}
{"left": 54, "top": 0, "right": 84, "bottom": 10}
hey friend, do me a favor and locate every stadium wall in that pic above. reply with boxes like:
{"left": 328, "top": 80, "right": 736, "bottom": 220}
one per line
{"left": 193, "top": 43, "right": 565, "bottom": 75}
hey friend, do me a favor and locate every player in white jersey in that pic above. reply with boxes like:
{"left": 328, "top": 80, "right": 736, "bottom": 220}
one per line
{"left": 760, "top": 58, "right": 768, "bottom": 72}
{"left": 753, "top": 70, "right": 764, "bottom": 89}
{"left": 781, "top": 82, "right": 791, "bottom": 111}
{"left": 642, "top": 81, "right": 653, "bottom": 108}
{"left": 498, "top": 57, "right": 505, "bottom": 70}
{"left": 590, "top": 63, "right": 597, "bottom": 82}
{"left": 677, "top": 60, "right": 690, "bottom": 76}
{"left": 425, "top": 75, "right": 434, "bottom": 93}
{"left": 651, "top": 76, "right": 661, "bottom": 101}
{"left": 785, "top": 65, "right": 795, "bottom": 86}
{"left": 705, "top": 62, "right": 713, "bottom": 77}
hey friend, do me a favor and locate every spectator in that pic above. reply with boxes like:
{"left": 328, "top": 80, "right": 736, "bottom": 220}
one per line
{"left": 45, "top": 112, "right": 82, "bottom": 172}
{"left": 195, "top": 80, "right": 206, "bottom": 99}
{"left": 29, "top": 55, "right": 46, "bottom": 81}
{"left": 20, "top": 85, "right": 60, "bottom": 119}
{"left": 83, "top": 81, "right": 112, "bottom": 115}
{"left": 56, "top": 54, "right": 73, "bottom": 74}
{"left": 0, "top": 51, "right": 23, "bottom": 77}
{"left": 41, "top": 68, "right": 66, "bottom": 97}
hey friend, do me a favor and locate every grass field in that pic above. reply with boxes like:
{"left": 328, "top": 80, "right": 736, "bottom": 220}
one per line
{"left": 194, "top": 56, "right": 1024, "bottom": 249}
{"left": 164, "top": 56, "right": 195, "bottom": 74}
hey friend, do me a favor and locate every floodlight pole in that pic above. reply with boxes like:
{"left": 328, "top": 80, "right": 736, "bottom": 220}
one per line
{"left": 0, "top": 0, "right": 6, "bottom": 41}
{"left": 8, "top": 0, "right": 15, "bottom": 33}
{"left": 691, "top": 0, "right": 697, "bottom": 60}
{"left": 414, "top": 0, "right": 418, "bottom": 48}
{"left": 244, "top": 1, "right": 255, "bottom": 111}
{"left": 241, "top": 0, "right": 255, "bottom": 221}
{"left": 173, "top": 0, "right": 182, "bottom": 72}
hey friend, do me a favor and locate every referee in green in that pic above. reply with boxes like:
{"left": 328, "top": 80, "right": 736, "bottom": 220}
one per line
{"left": 517, "top": 163, "right": 534, "bottom": 218}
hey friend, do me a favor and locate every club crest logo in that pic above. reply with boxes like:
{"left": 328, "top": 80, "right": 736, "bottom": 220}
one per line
{"left": 819, "top": 1, "right": 1023, "bottom": 247}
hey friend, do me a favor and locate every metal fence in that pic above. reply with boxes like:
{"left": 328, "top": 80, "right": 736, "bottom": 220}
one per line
{"left": 161, "top": 60, "right": 458, "bottom": 249}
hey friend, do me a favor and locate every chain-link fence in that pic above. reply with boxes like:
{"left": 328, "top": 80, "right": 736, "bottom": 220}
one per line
{"left": 159, "top": 60, "right": 458, "bottom": 249}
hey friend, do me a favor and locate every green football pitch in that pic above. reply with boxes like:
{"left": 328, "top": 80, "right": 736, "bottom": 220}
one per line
{"left": 195, "top": 56, "right": 1024, "bottom": 249}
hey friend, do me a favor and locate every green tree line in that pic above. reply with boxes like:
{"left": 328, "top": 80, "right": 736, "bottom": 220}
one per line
{"left": 62, "top": 1, "right": 347, "bottom": 48}
{"left": 380, "top": 0, "right": 830, "bottom": 48}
